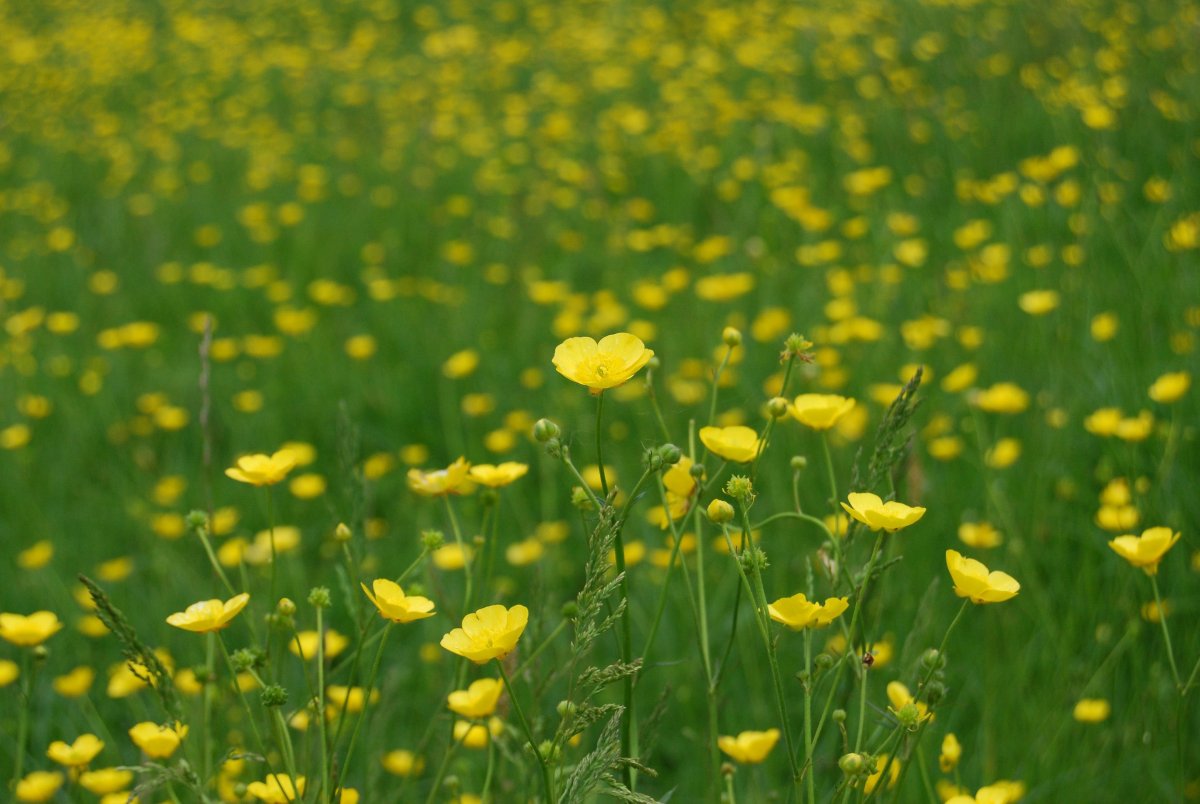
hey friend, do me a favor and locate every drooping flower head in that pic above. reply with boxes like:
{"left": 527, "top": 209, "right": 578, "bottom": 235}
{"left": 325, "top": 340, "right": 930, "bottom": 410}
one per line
{"left": 552, "top": 333, "right": 654, "bottom": 393}
{"left": 165, "top": 593, "right": 250, "bottom": 633}
{"left": 945, "top": 550, "right": 1020, "bottom": 604}
{"left": 440, "top": 604, "right": 529, "bottom": 664}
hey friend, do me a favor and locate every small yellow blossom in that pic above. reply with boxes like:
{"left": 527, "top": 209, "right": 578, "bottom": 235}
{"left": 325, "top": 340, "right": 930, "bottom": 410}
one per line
{"left": 886, "top": 681, "right": 931, "bottom": 725}
{"left": 1148, "top": 371, "right": 1190, "bottom": 404}
{"left": 790, "top": 394, "right": 857, "bottom": 430}
{"left": 129, "top": 721, "right": 188, "bottom": 759}
{"left": 971, "top": 383, "right": 1030, "bottom": 414}
{"left": 448, "top": 678, "right": 504, "bottom": 719}
{"left": 940, "top": 733, "right": 961, "bottom": 772}
{"left": 767, "top": 594, "right": 849, "bottom": 630}
{"left": 0, "top": 611, "right": 64, "bottom": 646}
{"left": 468, "top": 462, "right": 529, "bottom": 487}
{"left": 225, "top": 450, "right": 297, "bottom": 486}
{"left": 381, "top": 749, "right": 425, "bottom": 777}
{"left": 165, "top": 593, "right": 250, "bottom": 633}
{"left": 289, "top": 630, "right": 351, "bottom": 660}
{"left": 361, "top": 580, "right": 436, "bottom": 623}
{"left": 47, "top": 733, "right": 104, "bottom": 767}
{"left": 440, "top": 604, "right": 529, "bottom": 664}
{"left": 699, "top": 425, "right": 763, "bottom": 463}
{"left": 52, "top": 666, "right": 95, "bottom": 698}
{"left": 408, "top": 457, "right": 473, "bottom": 496}
{"left": 717, "top": 729, "right": 780, "bottom": 764}
{"left": 958, "top": 522, "right": 1003, "bottom": 549}
{"left": 841, "top": 492, "right": 926, "bottom": 532}
{"left": 79, "top": 768, "right": 134, "bottom": 795}
{"left": 246, "top": 774, "right": 306, "bottom": 803}
{"left": 552, "top": 333, "right": 654, "bottom": 393}
{"left": 1073, "top": 698, "right": 1111, "bottom": 723}
{"left": 945, "top": 550, "right": 1020, "bottom": 604}
{"left": 1108, "top": 526, "right": 1181, "bottom": 575}
{"left": 16, "top": 771, "right": 64, "bottom": 802}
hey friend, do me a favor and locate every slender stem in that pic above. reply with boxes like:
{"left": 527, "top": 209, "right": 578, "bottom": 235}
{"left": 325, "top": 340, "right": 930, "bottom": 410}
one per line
{"left": 1150, "top": 574, "right": 1183, "bottom": 689}
{"left": 203, "top": 632, "right": 216, "bottom": 786}
{"left": 424, "top": 728, "right": 467, "bottom": 804}
{"left": 443, "top": 496, "right": 473, "bottom": 613}
{"left": 482, "top": 729, "right": 498, "bottom": 803}
{"left": 497, "top": 661, "right": 554, "bottom": 803}
{"left": 803, "top": 628, "right": 816, "bottom": 804}
{"left": 853, "top": 645, "right": 871, "bottom": 753}
{"left": 338, "top": 624, "right": 392, "bottom": 784}
{"left": 751, "top": 511, "right": 835, "bottom": 538}
{"left": 317, "top": 608, "right": 331, "bottom": 801}
{"left": 13, "top": 651, "right": 34, "bottom": 787}
{"left": 819, "top": 434, "right": 839, "bottom": 510}
{"left": 1183, "top": 655, "right": 1200, "bottom": 696}
{"left": 195, "top": 522, "right": 238, "bottom": 598}
{"left": 724, "top": 770, "right": 737, "bottom": 804}
{"left": 393, "top": 548, "right": 431, "bottom": 587}
{"left": 915, "top": 743, "right": 938, "bottom": 803}
{"left": 645, "top": 367, "right": 672, "bottom": 442}
{"left": 266, "top": 486, "right": 278, "bottom": 606}
{"left": 595, "top": 391, "right": 609, "bottom": 499}
{"left": 515, "top": 619, "right": 568, "bottom": 677}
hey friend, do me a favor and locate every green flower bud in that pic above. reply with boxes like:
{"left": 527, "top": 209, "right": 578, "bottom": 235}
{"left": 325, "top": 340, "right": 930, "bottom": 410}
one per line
{"left": 334, "top": 522, "right": 352, "bottom": 542}
{"left": 838, "top": 752, "right": 866, "bottom": 775}
{"left": 533, "top": 418, "right": 560, "bottom": 442}
{"left": 722, "top": 327, "right": 742, "bottom": 347}
{"left": 707, "top": 499, "right": 735, "bottom": 524}
{"left": 261, "top": 684, "right": 288, "bottom": 708}
{"left": 689, "top": 462, "right": 707, "bottom": 480}
{"left": 921, "top": 648, "right": 944, "bottom": 671}
{"left": 421, "top": 530, "right": 445, "bottom": 551}
{"left": 543, "top": 437, "right": 563, "bottom": 458}
{"left": 32, "top": 645, "right": 49, "bottom": 663}
{"left": 767, "top": 396, "right": 790, "bottom": 418}
{"left": 560, "top": 601, "right": 580, "bottom": 620}
{"left": 185, "top": 510, "right": 208, "bottom": 531}
{"left": 276, "top": 598, "right": 297, "bottom": 616}
{"left": 659, "top": 443, "right": 683, "bottom": 466}
{"left": 571, "top": 486, "right": 595, "bottom": 511}
{"left": 815, "top": 653, "right": 834, "bottom": 671}
{"left": 925, "top": 680, "right": 947, "bottom": 705}
{"left": 790, "top": 455, "right": 808, "bottom": 471}
{"left": 832, "top": 708, "right": 847, "bottom": 724}
{"left": 307, "top": 587, "right": 331, "bottom": 609}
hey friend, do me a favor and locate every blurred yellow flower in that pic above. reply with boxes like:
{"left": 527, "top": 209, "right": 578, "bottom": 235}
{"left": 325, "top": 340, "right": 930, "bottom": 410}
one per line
{"left": 1108, "top": 527, "right": 1181, "bottom": 575}
{"left": 225, "top": 450, "right": 297, "bottom": 486}
{"left": 841, "top": 492, "right": 926, "bottom": 532}
{"left": 699, "top": 425, "right": 762, "bottom": 463}
{"left": 408, "top": 457, "right": 473, "bottom": 496}
{"left": 468, "top": 462, "right": 529, "bottom": 487}
{"left": 440, "top": 604, "right": 529, "bottom": 664}
{"left": 289, "top": 629, "right": 350, "bottom": 660}
{"left": 946, "top": 550, "right": 1020, "bottom": 604}
{"left": 447, "top": 678, "right": 504, "bottom": 719}
{"left": 381, "top": 749, "right": 425, "bottom": 777}
{"left": 0, "top": 659, "right": 18, "bottom": 686}
{"left": 47, "top": 733, "right": 104, "bottom": 767}
{"left": 361, "top": 580, "right": 435, "bottom": 623}
{"left": 165, "top": 593, "right": 250, "bottom": 633}
{"left": 1017, "top": 289, "right": 1060, "bottom": 315}
{"left": 129, "top": 721, "right": 188, "bottom": 759}
{"left": 15, "top": 771, "right": 64, "bottom": 802}
{"left": 767, "top": 594, "right": 849, "bottom": 630}
{"left": 326, "top": 686, "right": 379, "bottom": 713}
{"left": 958, "top": 522, "right": 1003, "bottom": 549}
{"left": 79, "top": 768, "right": 134, "bottom": 795}
{"left": 52, "top": 666, "right": 95, "bottom": 698}
{"left": 1073, "top": 698, "right": 1110, "bottom": 723}
{"left": 790, "top": 394, "right": 856, "bottom": 430}
{"left": 717, "top": 729, "right": 780, "bottom": 763}
{"left": 552, "top": 333, "right": 653, "bottom": 393}
{"left": 246, "top": 774, "right": 305, "bottom": 803}
{"left": 940, "top": 733, "right": 961, "bottom": 772}
{"left": 1148, "top": 371, "right": 1190, "bottom": 404}
{"left": 17, "top": 540, "right": 53, "bottom": 569}
{"left": 0, "top": 611, "right": 64, "bottom": 646}
{"left": 971, "top": 382, "right": 1029, "bottom": 414}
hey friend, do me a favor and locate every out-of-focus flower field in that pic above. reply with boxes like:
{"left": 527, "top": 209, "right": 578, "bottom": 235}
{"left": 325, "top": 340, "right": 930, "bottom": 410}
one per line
{"left": 1, "top": 0, "right": 1198, "bottom": 800}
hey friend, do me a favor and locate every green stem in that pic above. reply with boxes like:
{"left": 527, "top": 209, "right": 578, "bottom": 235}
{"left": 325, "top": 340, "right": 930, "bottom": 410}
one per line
{"left": 595, "top": 391, "right": 609, "bottom": 499}
{"left": 338, "top": 624, "right": 392, "bottom": 786}
{"left": 12, "top": 651, "right": 35, "bottom": 789}
{"left": 1150, "top": 574, "right": 1183, "bottom": 689}
{"left": 497, "top": 661, "right": 554, "bottom": 803}
{"left": 317, "top": 608, "right": 331, "bottom": 801}
{"left": 195, "top": 522, "right": 238, "bottom": 598}
{"left": 482, "top": 729, "right": 498, "bottom": 803}
{"left": 203, "top": 632, "right": 216, "bottom": 787}
{"left": 424, "top": 722, "right": 467, "bottom": 804}
{"left": 559, "top": 449, "right": 603, "bottom": 508}
{"left": 515, "top": 619, "right": 568, "bottom": 677}
{"left": 645, "top": 367, "right": 673, "bottom": 443}
{"left": 266, "top": 486, "right": 278, "bottom": 607}
{"left": 724, "top": 770, "right": 737, "bottom": 804}
{"left": 443, "top": 496, "right": 474, "bottom": 614}
{"left": 803, "top": 628, "right": 816, "bottom": 804}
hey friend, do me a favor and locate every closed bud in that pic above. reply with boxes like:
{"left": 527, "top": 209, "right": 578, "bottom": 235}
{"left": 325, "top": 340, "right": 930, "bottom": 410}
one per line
{"left": 277, "top": 598, "right": 297, "bottom": 616}
{"left": 832, "top": 708, "right": 847, "bottom": 724}
{"left": 721, "top": 762, "right": 736, "bottom": 777}
{"left": 543, "top": 437, "right": 563, "bottom": 458}
{"left": 261, "top": 684, "right": 288, "bottom": 708}
{"left": 33, "top": 645, "right": 49, "bottom": 663}
{"left": 815, "top": 653, "right": 834, "bottom": 671}
{"left": 233, "top": 783, "right": 248, "bottom": 798}
{"left": 689, "top": 463, "right": 707, "bottom": 480}
{"left": 560, "top": 601, "right": 580, "bottom": 620}
{"left": 644, "top": 447, "right": 664, "bottom": 471}
{"left": 925, "top": 680, "right": 947, "bottom": 705}
{"left": 334, "top": 522, "right": 352, "bottom": 542}
{"left": 556, "top": 700, "right": 577, "bottom": 718}
{"left": 186, "top": 510, "right": 209, "bottom": 530}
{"left": 707, "top": 499, "right": 735, "bottom": 524}
{"left": 479, "top": 489, "right": 499, "bottom": 506}
{"left": 533, "top": 418, "right": 560, "bottom": 442}
{"left": 921, "top": 648, "right": 944, "bottom": 671}
{"left": 307, "top": 587, "right": 331, "bottom": 609}
{"left": 722, "top": 326, "right": 742, "bottom": 347}
{"left": 790, "top": 455, "right": 808, "bottom": 471}
{"left": 647, "top": 355, "right": 661, "bottom": 371}
{"left": 767, "top": 396, "right": 790, "bottom": 418}
{"left": 538, "top": 740, "right": 559, "bottom": 763}
{"left": 838, "top": 752, "right": 866, "bottom": 775}
{"left": 659, "top": 443, "right": 683, "bottom": 466}
{"left": 421, "top": 530, "right": 445, "bottom": 551}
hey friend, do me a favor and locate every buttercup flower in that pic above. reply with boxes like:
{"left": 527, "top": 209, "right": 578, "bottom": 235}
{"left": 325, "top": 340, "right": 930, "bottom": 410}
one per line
{"left": 381, "top": 749, "right": 425, "bottom": 777}
{"left": 768, "top": 594, "right": 849, "bottom": 630}
{"left": 289, "top": 629, "right": 351, "bottom": 659}
{"left": 15, "top": 771, "right": 64, "bottom": 803}
{"left": 552, "top": 332, "right": 654, "bottom": 393}
{"left": 790, "top": 394, "right": 856, "bottom": 430}
{"left": 940, "top": 733, "right": 961, "bottom": 772}
{"left": 79, "top": 768, "right": 134, "bottom": 795}
{"left": 717, "top": 729, "right": 780, "bottom": 764}
{"left": 46, "top": 733, "right": 104, "bottom": 767}
{"left": 699, "top": 425, "right": 763, "bottom": 463}
{"left": 0, "top": 611, "right": 63, "bottom": 646}
{"left": 440, "top": 604, "right": 529, "bottom": 664}
{"left": 841, "top": 492, "right": 926, "bottom": 532}
{"left": 1108, "top": 526, "right": 1181, "bottom": 575}
{"left": 448, "top": 677, "right": 504, "bottom": 719}
{"left": 945, "top": 550, "right": 1020, "bottom": 604}
{"left": 1073, "top": 698, "right": 1111, "bottom": 723}
{"left": 407, "top": 457, "right": 472, "bottom": 496}
{"left": 225, "top": 450, "right": 297, "bottom": 486}
{"left": 361, "top": 579, "right": 436, "bottom": 623}
{"left": 467, "top": 462, "right": 529, "bottom": 487}
{"left": 886, "top": 681, "right": 931, "bottom": 725}
{"left": 129, "top": 721, "right": 188, "bottom": 759}
{"left": 971, "top": 383, "right": 1030, "bottom": 414}
{"left": 166, "top": 593, "right": 250, "bottom": 633}
{"left": 1148, "top": 371, "right": 1190, "bottom": 404}
{"left": 246, "top": 774, "right": 306, "bottom": 803}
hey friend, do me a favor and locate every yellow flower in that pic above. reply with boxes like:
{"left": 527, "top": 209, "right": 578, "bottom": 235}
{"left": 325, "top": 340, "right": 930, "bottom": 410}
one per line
{"left": 381, "top": 749, "right": 425, "bottom": 777}
{"left": 468, "top": 462, "right": 529, "bottom": 487}
{"left": 958, "top": 522, "right": 1002, "bottom": 549}
{"left": 1017, "top": 289, "right": 1060, "bottom": 315}
{"left": 225, "top": 450, "right": 297, "bottom": 486}
{"left": 47, "top": 733, "right": 104, "bottom": 767}
{"left": 1148, "top": 371, "right": 1190, "bottom": 404}
{"left": 1108, "top": 526, "right": 1181, "bottom": 575}
{"left": 552, "top": 333, "right": 654, "bottom": 393}
{"left": 52, "top": 666, "right": 95, "bottom": 698}
{"left": 289, "top": 629, "right": 350, "bottom": 660}
{"left": 128, "top": 721, "right": 188, "bottom": 759}
{"left": 790, "top": 394, "right": 856, "bottom": 430}
{"left": 699, "top": 425, "right": 763, "bottom": 463}
{"left": 165, "top": 593, "right": 250, "bottom": 633}
{"left": 17, "top": 540, "right": 53, "bottom": 569}
{"left": 361, "top": 580, "right": 436, "bottom": 623}
{"left": 717, "top": 729, "right": 780, "bottom": 764}
{"left": 79, "top": 768, "right": 134, "bottom": 795}
{"left": 440, "top": 604, "right": 529, "bottom": 664}
{"left": 432, "top": 543, "right": 473, "bottom": 570}
{"left": 865, "top": 754, "right": 900, "bottom": 793}
{"left": 1073, "top": 698, "right": 1111, "bottom": 723}
{"left": 505, "top": 538, "right": 545, "bottom": 566}
{"left": 939, "top": 733, "right": 961, "bottom": 772}
{"left": 971, "top": 383, "right": 1029, "bottom": 414}
{"left": 840, "top": 493, "right": 926, "bottom": 532}
{"left": 767, "top": 594, "right": 849, "bottom": 630}
{"left": 0, "top": 611, "right": 64, "bottom": 646}
{"left": 0, "top": 659, "right": 18, "bottom": 686}
{"left": 407, "top": 457, "right": 473, "bottom": 496}
{"left": 453, "top": 717, "right": 503, "bottom": 749}
{"left": 945, "top": 550, "right": 1020, "bottom": 604}
{"left": 246, "top": 774, "right": 306, "bottom": 803}
{"left": 448, "top": 678, "right": 504, "bottom": 719}
{"left": 326, "top": 685, "right": 379, "bottom": 714}
{"left": 886, "top": 681, "right": 931, "bottom": 725}
{"left": 15, "top": 771, "right": 64, "bottom": 802}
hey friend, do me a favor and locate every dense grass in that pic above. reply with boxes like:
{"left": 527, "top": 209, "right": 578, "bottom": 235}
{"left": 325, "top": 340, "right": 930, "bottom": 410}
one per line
{"left": 1, "top": 0, "right": 1198, "bottom": 801}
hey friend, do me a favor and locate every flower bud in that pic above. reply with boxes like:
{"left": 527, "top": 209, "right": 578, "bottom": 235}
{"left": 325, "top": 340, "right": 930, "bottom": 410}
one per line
{"left": 643, "top": 447, "right": 664, "bottom": 471}
{"left": 556, "top": 700, "right": 577, "bottom": 718}
{"left": 277, "top": 598, "right": 297, "bottom": 616}
{"left": 925, "top": 680, "right": 947, "bottom": 705}
{"left": 33, "top": 645, "right": 49, "bottom": 663}
{"left": 767, "top": 396, "right": 790, "bottom": 418}
{"left": 784, "top": 333, "right": 814, "bottom": 358}
{"left": 186, "top": 510, "right": 209, "bottom": 531}
{"left": 533, "top": 418, "right": 560, "bottom": 443}
{"left": 543, "top": 437, "right": 563, "bottom": 458}
{"left": 838, "top": 752, "right": 866, "bottom": 775}
{"left": 790, "top": 455, "right": 808, "bottom": 471}
{"left": 261, "top": 684, "right": 288, "bottom": 708}
{"left": 722, "top": 327, "right": 742, "bottom": 347}
{"left": 571, "top": 487, "right": 596, "bottom": 511}
{"left": 334, "top": 522, "right": 353, "bottom": 543}
{"left": 307, "top": 587, "right": 331, "bottom": 609}
{"left": 560, "top": 601, "right": 580, "bottom": 620}
{"left": 895, "top": 702, "right": 921, "bottom": 730}
{"left": 721, "top": 762, "right": 736, "bottom": 777}
{"left": 707, "top": 499, "right": 735, "bottom": 524}
{"left": 658, "top": 443, "right": 683, "bottom": 466}
{"left": 921, "top": 648, "right": 944, "bottom": 671}
{"left": 724, "top": 475, "right": 754, "bottom": 502}
{"left": 647, "top": 355, "right": 661, "bottom": 371}
{"left": 815, "top": 653, "right": 834, "bottom": 671}
{"left": 421, "top": 530, "right": 446, "bottom": 551}
{"left": 832, "top": 708, "right": 847, "bottom": 724}
{"left": 689, "top": 462, "right": 706, "bottom": 479}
